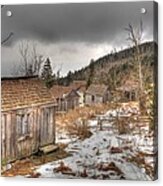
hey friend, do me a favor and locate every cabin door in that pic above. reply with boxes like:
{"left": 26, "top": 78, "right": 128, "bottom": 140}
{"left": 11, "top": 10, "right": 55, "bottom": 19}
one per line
{"left": 39, "top": 107, "right": 55, "bottom": 147}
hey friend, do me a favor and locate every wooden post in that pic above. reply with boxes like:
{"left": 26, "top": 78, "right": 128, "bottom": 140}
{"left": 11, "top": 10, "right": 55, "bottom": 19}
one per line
{"left": 98, "top": 118, "right": 103, "bottom": 131}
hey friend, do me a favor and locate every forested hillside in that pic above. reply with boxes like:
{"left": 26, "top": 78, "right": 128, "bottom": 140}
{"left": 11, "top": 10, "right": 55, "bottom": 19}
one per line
{"left": 59, "top": 42, "right": 157, "bottom": 90}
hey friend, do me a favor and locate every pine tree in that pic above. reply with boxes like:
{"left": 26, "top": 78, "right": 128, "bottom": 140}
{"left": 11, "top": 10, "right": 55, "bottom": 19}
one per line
{"left": 41, "top": 58, "right": 54, "bottom": 88}
{"left": 86, "top": 59, "right": 94, "bottom": 88}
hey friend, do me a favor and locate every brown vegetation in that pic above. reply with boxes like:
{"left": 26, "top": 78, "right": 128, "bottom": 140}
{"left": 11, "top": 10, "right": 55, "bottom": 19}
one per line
{"left": 53, "top": 161, "right": 75, "bottom": 176}
{"left": 2, "top": 146, "right": 69, "bottom": 177}
{"left": 97, "top": 162, "right": 123, "bottom": 175}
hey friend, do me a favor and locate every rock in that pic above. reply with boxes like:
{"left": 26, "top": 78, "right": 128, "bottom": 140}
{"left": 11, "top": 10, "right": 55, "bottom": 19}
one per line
{"left": 110, "top": 147, "right": 123, "bottom": 154}
{"left": 27, "top": 172, "right": 41, "bottom": 178}
{"left": 6, "top": 163, "right": 12, "bottom": 170}
{"left": 80, "top": 169, "right": 88, "bottom": 177}
{"left": 53, "top": 161, "right": 72, "bottom": 173}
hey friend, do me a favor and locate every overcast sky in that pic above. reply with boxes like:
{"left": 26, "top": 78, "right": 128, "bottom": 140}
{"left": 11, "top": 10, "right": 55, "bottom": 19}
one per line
{"left": 1, "top": 1, "right": 154, "bottom": 77}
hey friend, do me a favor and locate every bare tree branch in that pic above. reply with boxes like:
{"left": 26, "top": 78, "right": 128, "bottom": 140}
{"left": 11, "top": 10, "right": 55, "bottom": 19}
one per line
{"left": 1, "top": 32, "right": 14, "bottom": 45}
{"left": 125, "top": 20, "right": 144, "bottom": 94}
{"left": 13, "top": 40, "right": 44, "bottom": 76}
{"left": 19, "top": 41, "right": 29, "bottom": 75}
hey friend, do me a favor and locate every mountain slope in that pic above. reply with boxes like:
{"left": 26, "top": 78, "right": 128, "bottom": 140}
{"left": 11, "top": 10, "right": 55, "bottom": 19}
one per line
{"left": 59, "top": 41, "right": 157, "bottom": 90}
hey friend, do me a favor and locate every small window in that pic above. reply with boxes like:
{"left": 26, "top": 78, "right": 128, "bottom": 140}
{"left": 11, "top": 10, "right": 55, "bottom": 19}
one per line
{"left": 92, "top": 95, "right": 95, "bottom": 102}
{"left": 17, "top": 113, "right": 30, "bottom": 137}
{"left": 131, "top": 91, "right": 136, "bottom": 101}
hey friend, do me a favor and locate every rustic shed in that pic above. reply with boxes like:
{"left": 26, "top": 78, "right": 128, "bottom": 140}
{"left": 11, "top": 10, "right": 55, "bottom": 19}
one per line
{"left": 116, "top": 80, "right": 139, "bottom": 101}
{"left": 70, "top": 81, "right": 87, "bottom": 107}
{"left": 50, "top": 85, "right": 71, "bottom": 112}
{"left": 85, "top": 84, "right": 109, "bottom": 105}
{"left": 64, "top": 89, "right": 80, "bottom": 110}
{"left": 50, "top": 87, "right": 80, "bottom": 112}
{"left": 50, "top": 81, "right": 86, "bottom": 112}
{"left": 1, "top": 76, "right": 57, "bottom": 164}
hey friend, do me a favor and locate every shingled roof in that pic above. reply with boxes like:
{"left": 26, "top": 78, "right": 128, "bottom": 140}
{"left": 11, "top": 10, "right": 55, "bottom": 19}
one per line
{"left": 116, "top": 80, "right": 139, "bottom": 92}
{"left": 69, "top": 81, "right": 87, "bottom": 93}
{"left": 85, "top": 84, "right": 108, "bottom": 96}
{"left": 50, "top": 85, "right": 71, "bottom": 99}
{"left": 1, "top": 76, "right": 56, "bottom": 111}
{"left": 50, "top": 81, "right": 87, "bottom": 99}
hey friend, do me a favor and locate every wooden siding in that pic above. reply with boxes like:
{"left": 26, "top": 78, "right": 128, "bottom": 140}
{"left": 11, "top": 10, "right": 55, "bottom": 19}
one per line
{"left": 85, "top": 92, "right": 108, "bottom": 105}
{"left": 56, "top": 90, "right": 80, "bottom": 112}
{"left": 1, "top": 104, "right": 56, "bottom": 163}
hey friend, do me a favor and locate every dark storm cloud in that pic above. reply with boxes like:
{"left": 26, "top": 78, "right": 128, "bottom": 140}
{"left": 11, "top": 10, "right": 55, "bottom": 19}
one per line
{"left": 1, "top": 1, "right": 154, "bottom": 46}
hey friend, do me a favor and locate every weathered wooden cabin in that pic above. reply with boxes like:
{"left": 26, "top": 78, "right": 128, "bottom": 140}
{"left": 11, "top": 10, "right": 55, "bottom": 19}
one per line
{"left": 50, "top": 85, "right": 70, "bottom": 112}
{"left": 116, "top": 80, "right": 139, "bottom": 101}
{"left": 70, "top": 81, "right": 87, "bottom": 107}
{"left": 64, "top": 89, "right": 80, "bottom": 110}
{"left": 85, "top": 84, "right": 109, "bottom": 105}
{"left": 1, "top": 76, "right": 57, "bottom": 164}
{"left": 50, "top": 81, "right": 86, "bottom": 112}
{"left": 50, "top": 85, "right": 80, "bottom": 112}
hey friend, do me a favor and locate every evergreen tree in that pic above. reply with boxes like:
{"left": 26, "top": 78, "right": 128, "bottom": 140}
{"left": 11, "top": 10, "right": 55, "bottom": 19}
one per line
{"left": 86, "top": 59, "right": 95, "bottom": 88}
{"left": 41, "top": 58, "right": 54, "bottom": 88}
{"left": 64, "top": 71, "right": 73, "bottom": 86}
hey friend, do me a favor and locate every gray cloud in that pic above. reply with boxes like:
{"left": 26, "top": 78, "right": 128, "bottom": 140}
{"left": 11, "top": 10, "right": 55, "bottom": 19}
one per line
{"left": 1, "top": 1, "right": 154, "bottom": 46}
{"left": 1, "top": 2, "right": 155, "bottom": 77}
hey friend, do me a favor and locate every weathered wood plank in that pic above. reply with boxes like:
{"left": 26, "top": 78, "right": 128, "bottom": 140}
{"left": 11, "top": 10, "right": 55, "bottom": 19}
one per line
{"left": 11, "top": 112, "right": 16, "bottom": 159}
{"left": 32, "top": 109, "right": 37, "bottom": 151}
{"left": 53, "top": 107, "right": 56, "bottom": 144}
{"left": 39, "top": 144, "right": 59, "bottom": 154}
{"left": 36, "top": 108, "right": 40, "bottom": 149}
{"left": 6, "top": 113, "right": 11, "bottom": 160}
{"left": 50, "top": 107, "right": 54, "bottom": 142}
{"left": 1, "top": 114, "right": 6, "bottom": 161}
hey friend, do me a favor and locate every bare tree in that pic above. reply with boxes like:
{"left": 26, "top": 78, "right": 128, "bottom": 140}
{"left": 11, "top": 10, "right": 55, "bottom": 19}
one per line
{"left": 19, "top": 41, "right": 29, "bottom": 75}
{"left": 18, "top": 40, "right": 44, "bottom": 76}
{"left": 125, "top": 20, "right": 143, "bottom": 91}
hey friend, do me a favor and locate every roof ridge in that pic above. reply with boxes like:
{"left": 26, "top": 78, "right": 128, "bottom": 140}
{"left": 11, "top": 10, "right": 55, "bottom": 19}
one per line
{"left": 1, "top": 75, "right": 38, "bottom": 81}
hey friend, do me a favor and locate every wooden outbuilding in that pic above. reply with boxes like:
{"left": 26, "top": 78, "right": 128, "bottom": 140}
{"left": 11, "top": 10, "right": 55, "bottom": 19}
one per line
{"left": 85, "top": 84, "right": 109, "bottom": 105}
{"left": 1, "top": 76, "right": 57, "bottom": 164}
{"left": 50, "top": 85, "right": 80, "bottom": 112}
{"left": 116, "top": 80, "right": 139, "bottom": 101}
{"left": 50, "top": 81, "right": 86, "bottom": 112}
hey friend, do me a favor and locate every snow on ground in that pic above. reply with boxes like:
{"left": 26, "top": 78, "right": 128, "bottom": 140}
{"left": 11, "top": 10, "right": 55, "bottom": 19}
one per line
{"left": 35, "top": 105, "right": 156, "bottom": 180}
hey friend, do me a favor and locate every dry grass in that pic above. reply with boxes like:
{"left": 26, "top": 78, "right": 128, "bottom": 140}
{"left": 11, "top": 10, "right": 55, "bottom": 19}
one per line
{"left": 56, "top": 103, "right": 117, "bottom": 138}
{"left": 67, "top": 119, "right": 92, "bottom": 140}
{"left": 56, "top": 103, "right": 118, "bottom": 126}
{"left": 126, "top": 151, "right": 157, "bottom": 179}
{"left": 56, "top": 102, "right": 141, "bottom": 138}
{"left": 2, "top": 147, "right": 70, "bottom": 177}
{"left": 114, "top": 117, "right": 131, "bottom": 134}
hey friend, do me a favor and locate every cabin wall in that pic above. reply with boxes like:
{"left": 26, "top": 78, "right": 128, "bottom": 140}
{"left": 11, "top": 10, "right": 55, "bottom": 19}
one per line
{"left": 66, "top": 97, "right": 79, "bottom": 110}
{"left": 57, "top": 96, "right": 80, "bottom": 112}
{"left": 1, "top": 105, "right": 56, "bottom": 164}
{"left": 85, "top": 94, "right": 93, "bottom": 105}
{"left": 118, "top": 90, "right": 138, "bottom": 102}
{"left": 85, "top": 92, "right": 108, "bottom": 105}
{"left": 94, "top": 95, "right": 103, "bottom": 104}
{"left": 78, "top": 92, "right": 85, "bottom": 107}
